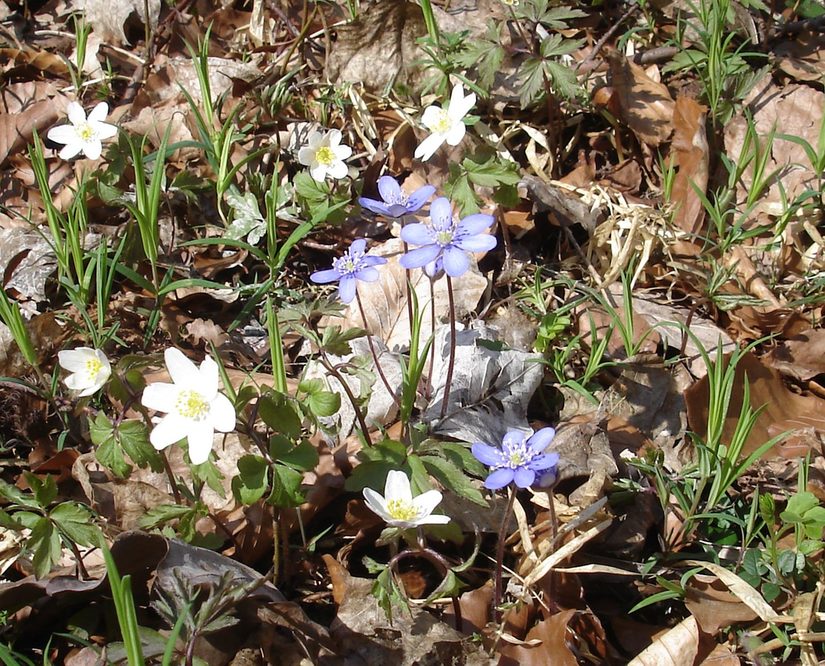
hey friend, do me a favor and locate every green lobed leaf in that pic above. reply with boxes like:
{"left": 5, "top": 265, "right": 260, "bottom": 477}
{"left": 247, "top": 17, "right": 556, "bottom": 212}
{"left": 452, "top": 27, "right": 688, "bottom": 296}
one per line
{"left": 29, "top": 517, "right": 61, "bottom": 579}
{"left": 419, "top": 455, "right": 487, "bottom": 506}
{"left": 268, "top": 463, "right": 305, "bottom": 507}
{"left": 307, "top": 390, "right": 341, "bottom": 418}
{"left": 50, "top": 502, "right": 100, "bottom": 547}
{"left": 231, "top": 455, "right": 270, "bottom": 505}
{"left": 258, "top": 391, "right": 302, "bottom": 439}
{"left": 270, "top": 437, "right": 319, "bottom": 472}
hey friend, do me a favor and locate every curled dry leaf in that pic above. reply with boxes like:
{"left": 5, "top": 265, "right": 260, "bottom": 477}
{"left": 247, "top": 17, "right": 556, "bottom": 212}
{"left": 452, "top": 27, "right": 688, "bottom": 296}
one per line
{"left": 627, "top": 615, "right": 701, "bottom": 666}
{"left": 607, "top": 51, "right": 674, "bottom": 147}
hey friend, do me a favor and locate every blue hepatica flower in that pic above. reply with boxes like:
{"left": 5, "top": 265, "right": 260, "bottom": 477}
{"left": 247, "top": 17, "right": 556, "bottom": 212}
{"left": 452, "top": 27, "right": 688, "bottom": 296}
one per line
{"left": 310, "top": 238, "right": 388, "bottom": 304}
{"left": 358, "top": 175, "right": 435, "bottom": 218}
{"left": 399, "top": 197, "right": 496, "bottom": 278}
{"left": 471, "top": 428, "right": 560, "bottom": 490}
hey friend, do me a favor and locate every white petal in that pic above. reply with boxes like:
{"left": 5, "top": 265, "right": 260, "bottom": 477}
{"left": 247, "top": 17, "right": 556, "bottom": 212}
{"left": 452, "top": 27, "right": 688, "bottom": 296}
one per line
{"left": 165, "top": 348, "right": 200, "bottom": 389}
{"left": 47, "top": 125, "right": 78, "bottom": 146}
{"left": 363, "top": 488, "right": 393, "bottom": 522}
{"left": 421, "top": 105, "right": 444, "bottom": 129}
{"left": 208, "top": 393, "right": 236, "bottom": 432}
{"left": 94, "top": 121, "right": 118, "bottom": 140}
{"left": 306, "top": 131, "right": 323, "bottom": 149}
{"left": 141, "top": 383, "right": 179, "bottom": 412}
{"left": 414, "top": 514, "right": 451, "bottom": 525}
{"left": 309, "top": 163, "right": 327, "bottom": 182}
{"left": 87, "top": 102, "right": 109, "bottom": 123}
{"left": 326, "top": 160, "right": 348, "bottom": 180}
{"left": 298, "top": 147, "right": 315, "bottom": 166}
{"left": 384, "top": 470, "right": 412, "bottom": 503}
{"left": 197, "top": 355, "right": 220, "bottom": 399}
{"left": 82, "top": 140, "right": 102, "bottom": 160}
{"left": 59, "top": 142, "right": 83, "bottom": 160}
{"left": 77, "top": 378, "right": 105, "bottom": 397}
{"left": 149, "top": 414, "right": 190, "bottom": 449}
{"left": 58, "top": 348, "right": 94, "bottom": 372}
{"left": 67, "top": 102, "right": 86, "bottom": 126}
{"left": 449, "top": 88, "right": 476, "bottom": 121}
{"left": 326, "top": 129, "right": 342, "bottom": 147}
{"left": 412, "top": 489, "right": 443, "bottom": 518}
{"left": 186, "top": 421, "right": 215, "bottom": 464}
{"left": 333, "top": 144, "right": 352, "bottom": 161}
{"left": 414, "top": 133, "right": 445, "bottom": 162}
{"left": 445, "top": 122, "right": 466, "bottom": 146}
{"left": 64, "top": 373, "right": 89, "bottom": 392}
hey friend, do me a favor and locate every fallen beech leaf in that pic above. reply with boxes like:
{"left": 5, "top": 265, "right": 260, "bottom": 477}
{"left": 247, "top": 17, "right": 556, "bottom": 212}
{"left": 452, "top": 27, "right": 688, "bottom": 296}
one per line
{"left": 628, "top": 615, "right": 700, "bottom": 666}
{"left": 764, "top": 328, "right": 825, "bottom": 382}
{"left": 685, "top": 351, "right": 825, "bottom": 457}
{"left": 608, "top": 51, "right": 674, "bottom": 147}
{"left": 683, "top": 560, "right": 788, "bottom": 624}
{"left": 499, "top": 610, "right": 578, "bottom": 666}
{"left": 774, "top": 31, "right": 825, "bottom": 83}
{"left": 670, "top": 96, "right": 708, "bottom": 235}
{"left": 424, "top": 323, "right": 544, "bottom": 445}
{"left": 685, "top": 575, "right": 758, "bottom": 634}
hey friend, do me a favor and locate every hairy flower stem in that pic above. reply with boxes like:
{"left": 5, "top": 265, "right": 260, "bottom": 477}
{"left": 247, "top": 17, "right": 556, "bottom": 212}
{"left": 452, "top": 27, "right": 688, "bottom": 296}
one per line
{"left": 318, "top": 353, "right": 371, "bottom": 445}
{"left": 439, "top": 275, "right": 457, "bottom": 420}
{"left": 160, "top": 449, "right": 182, "bottom": 505}
{"left": 494, "top": 486, "right": 516, "bottom": 624}
{"left": 426, "top": 278, "right": 436, "bottom": 398}
{"left": 355, "top": 291, "right": 399, "bottom": 408}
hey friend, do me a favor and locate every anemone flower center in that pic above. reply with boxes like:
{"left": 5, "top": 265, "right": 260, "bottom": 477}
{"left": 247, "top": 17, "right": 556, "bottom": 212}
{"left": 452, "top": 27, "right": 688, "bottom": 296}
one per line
{"left": 431, "top": 109, "right": 452, "bottom": 134}
{"left": 385, "top": 499, "right": 418, "bottom": 522}
{"left": 85, "top": 357, "right": 103, "bottom": 380}
{"left": 315, "top": 146, "right": 336, "bottom": 166}
{"left": 176, "top": 390, "right": 210, "bottom": 421}
{"left": 77, "top": 123, "right": 96, "bottom": 142}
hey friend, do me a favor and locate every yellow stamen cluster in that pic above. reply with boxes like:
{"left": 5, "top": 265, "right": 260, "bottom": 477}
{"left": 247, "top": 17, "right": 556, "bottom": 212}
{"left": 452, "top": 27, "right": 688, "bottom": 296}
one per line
{"left": 176, "top": 390, "right": 210, "bottom": 421}
{"left": 386, "top": 499, "right": 418, "bottom": 522}
{"left": 85, "top": 357, "right": 103, "bottom": 380}
{"left": 315, "top": 146, "right": 335, "bottom": 166}
{"left": 76, "top": 123, "right": 96, "bottom": 142}
{"left": 431, "top": 110, "right": 452, "bottom": 134}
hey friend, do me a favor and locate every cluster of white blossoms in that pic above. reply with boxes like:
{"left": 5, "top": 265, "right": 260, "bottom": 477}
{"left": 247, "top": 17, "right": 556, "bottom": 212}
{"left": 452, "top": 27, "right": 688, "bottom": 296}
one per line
{"left": 58, "top": 347, "right": 235, "bottom": 465}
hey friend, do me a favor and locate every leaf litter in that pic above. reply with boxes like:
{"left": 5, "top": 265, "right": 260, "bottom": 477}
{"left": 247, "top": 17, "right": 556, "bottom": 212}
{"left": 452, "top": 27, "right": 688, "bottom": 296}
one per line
{"left": 1, "top": 0, "right": 825, "bottom": 663}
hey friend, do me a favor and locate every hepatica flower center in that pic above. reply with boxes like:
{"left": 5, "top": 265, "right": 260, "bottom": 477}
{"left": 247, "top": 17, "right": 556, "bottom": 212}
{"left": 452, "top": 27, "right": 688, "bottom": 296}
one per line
{"left": 333, "top": 246, "right": 367, "bottom": 275}
{"left": 176, "top": 389, "right": 210, "bottom": 421}
{"left": 498, "top": 440, "right": 536, "bottom": 470}
{"left": 315, "top": 146, "right": 336, "bottom": 166}
{"left": 385, "top": 498, "right": 418, "bottom": 522}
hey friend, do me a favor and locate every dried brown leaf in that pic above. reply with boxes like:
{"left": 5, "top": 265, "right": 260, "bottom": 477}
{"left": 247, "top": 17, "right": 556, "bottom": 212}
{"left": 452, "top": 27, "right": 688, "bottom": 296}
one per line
{"left": 670, "top": 96, "right": 708, "bottom": 235}
{"left": 608, "top": 51, "right": 674, "bottom": 147}
{"left": 627, "top": 615, "right": 700, "bottom": 666}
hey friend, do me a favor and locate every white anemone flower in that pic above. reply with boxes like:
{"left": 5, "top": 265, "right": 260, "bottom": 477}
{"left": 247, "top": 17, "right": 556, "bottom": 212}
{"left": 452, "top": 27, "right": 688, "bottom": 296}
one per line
{"left": 47, "top": 102, "right": 117, "bottom": 160}
{"left": 141, "top": 348, "right": 236, "bottom": 465}
{"left": 362, "top": 470, "right": 450, "bottom": 529}
{"left": 414, "top": 83, "right": 476, "bottom": 162}
{"left": 58, "top": 347, "right": 111, "bottom": 397}
{"left": 298, "top": 129, "right": 353, "bottom": 182}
